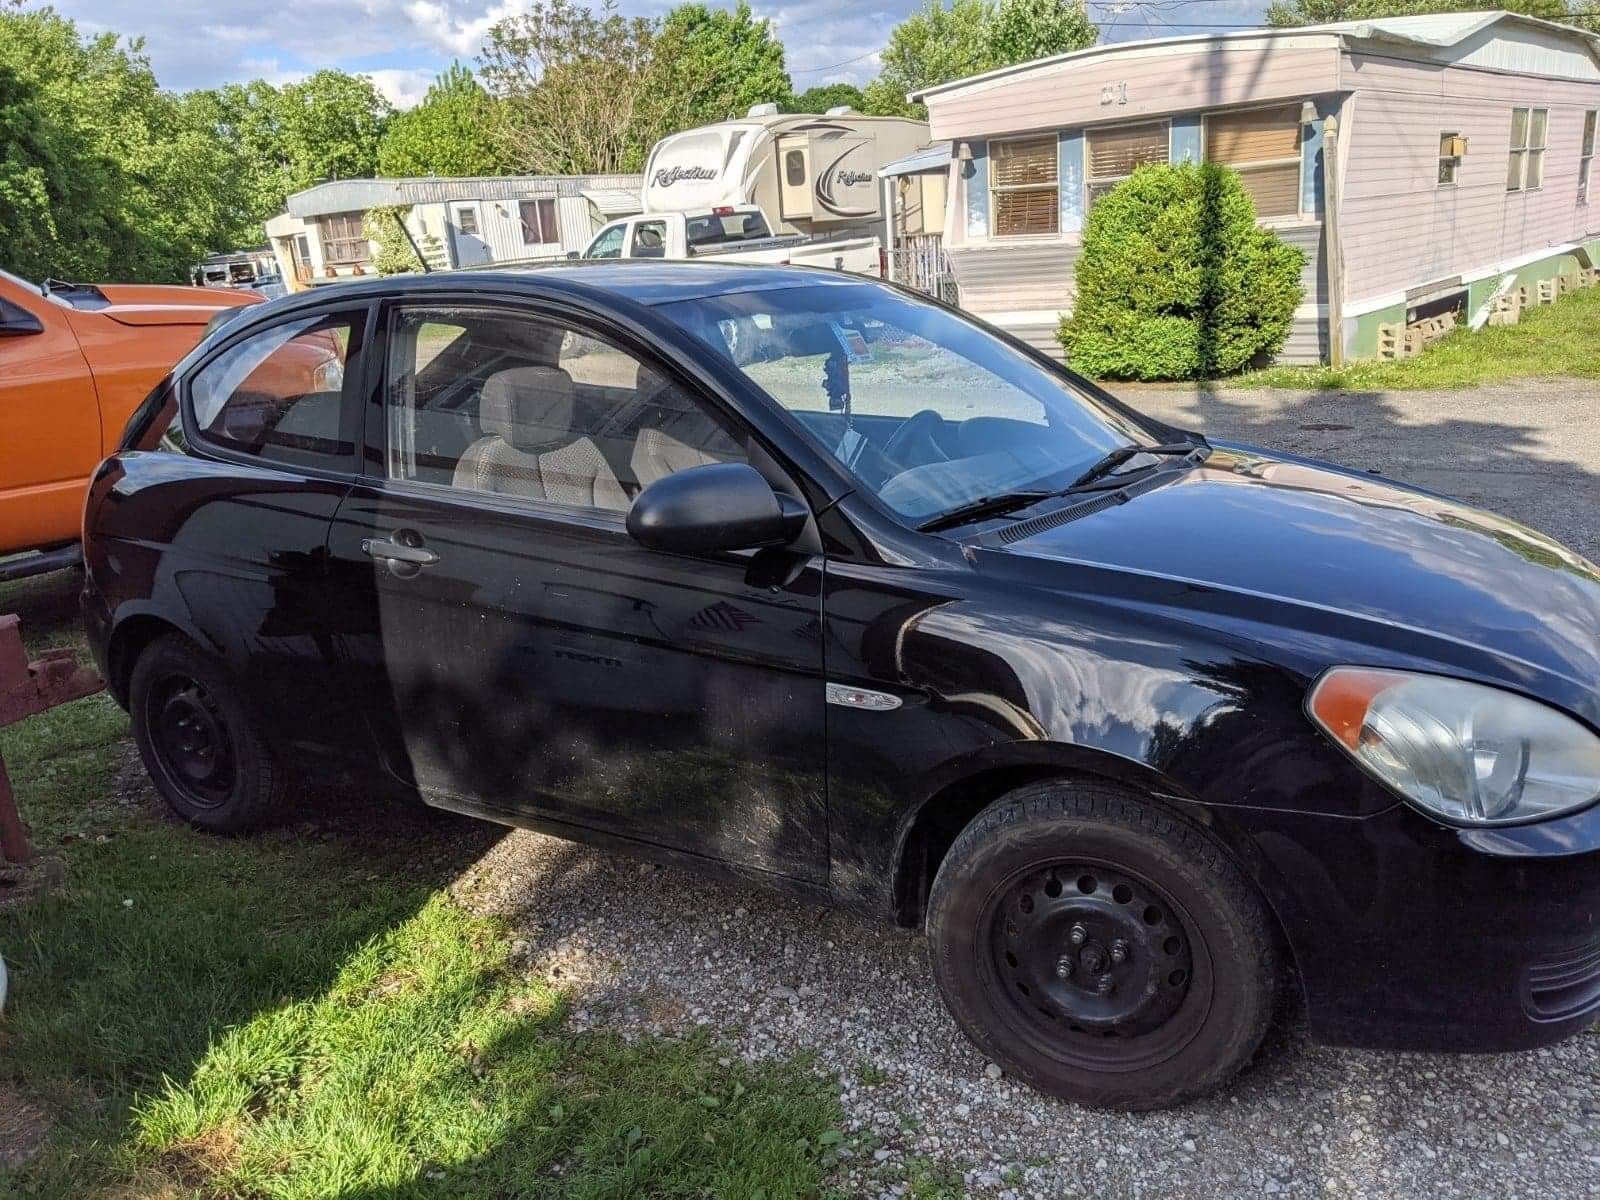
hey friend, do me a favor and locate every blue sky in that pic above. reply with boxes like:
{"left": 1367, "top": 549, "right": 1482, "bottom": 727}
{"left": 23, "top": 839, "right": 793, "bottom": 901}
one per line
{"left": 51, "top": 0, "right": 1273, "bottom": 108}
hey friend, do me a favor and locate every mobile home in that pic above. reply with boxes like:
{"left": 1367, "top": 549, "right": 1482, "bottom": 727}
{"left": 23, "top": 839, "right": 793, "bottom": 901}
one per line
{"left": 642, "top": 105, "right": 930, "bottom": 242}
{"left": 264, "top": 174, "right": 644, "bottom": 290}
{"left": 911, "top": 11, "right": 1600, "bottom": 363}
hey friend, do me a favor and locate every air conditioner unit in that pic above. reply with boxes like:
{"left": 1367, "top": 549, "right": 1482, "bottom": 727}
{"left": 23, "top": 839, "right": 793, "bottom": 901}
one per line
{"left": 1442, "top": 135, "right": 1469, "bottom": 158}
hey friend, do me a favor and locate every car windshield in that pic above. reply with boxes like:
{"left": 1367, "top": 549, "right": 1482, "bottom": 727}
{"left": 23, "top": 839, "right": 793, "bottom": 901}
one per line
{"left": 659, "top": 282, "right": 1153, "bottom": 523}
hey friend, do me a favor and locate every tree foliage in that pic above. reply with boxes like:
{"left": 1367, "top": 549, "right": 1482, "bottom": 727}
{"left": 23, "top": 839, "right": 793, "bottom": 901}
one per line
{"left": 653, "top": 2, "right": 791, "bottom": 127}
{"left": 1059, "top": 164, "right": 1306, "bottom": 380}
{"left": 274, "top": 69, "right": 392, "bottom": 193}
{"left": 786, "top": 82, "right": 866, "bottom": 114}
{"left": 862, "top": 0, "right": 1096, "bottom": 117}
{"left": 480, "top": 0, "right": 662, "bottom": 175}
{"left": 378, "top": 63, "right": 508, "bottom": 177}
{"left": 1266, "top": 0, "right": 1573, "bottom": 24}
{"left": 365, "top": 205, "right": 425, "bottom": 275}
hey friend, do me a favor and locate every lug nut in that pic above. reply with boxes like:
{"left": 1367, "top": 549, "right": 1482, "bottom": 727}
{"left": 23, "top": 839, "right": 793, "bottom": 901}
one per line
{"left": 1096, "top": 974, "right": 1114, "bottom": 995}
{"left": 1055, "top": 956, "right": 1073, "bottom": 979}
{"left": 1069, "top": 924, "right": 1088, "bottom": 946}
{"left": 1110, "top": 939, "right": 1130, "bottom": 964}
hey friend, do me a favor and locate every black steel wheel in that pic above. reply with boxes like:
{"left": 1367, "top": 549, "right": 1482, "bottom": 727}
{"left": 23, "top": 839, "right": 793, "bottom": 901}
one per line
{"left": 927, "top": 780, "right": 1277, "bottom": 1110}
{"left": 129, "top": 633, "right": 293, "bottom": 833}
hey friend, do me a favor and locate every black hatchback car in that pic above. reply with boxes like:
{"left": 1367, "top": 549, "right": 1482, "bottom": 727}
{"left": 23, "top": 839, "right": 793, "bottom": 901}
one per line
{"left": 82, "top": 264, "right": 1600, "bottom": 1110}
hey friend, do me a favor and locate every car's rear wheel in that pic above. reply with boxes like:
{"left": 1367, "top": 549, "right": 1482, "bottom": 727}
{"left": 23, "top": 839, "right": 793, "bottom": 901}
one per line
{"left": 129, "top": 633, "right": 292, "bottom": 833}
{"left": 927, "top": 780, "right": 1277, "bottom": 1110}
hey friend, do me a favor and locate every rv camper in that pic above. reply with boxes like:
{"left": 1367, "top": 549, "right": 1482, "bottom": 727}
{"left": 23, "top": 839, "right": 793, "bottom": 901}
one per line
{"left": 642, "top": 105, "right": 931, "bottom": 242}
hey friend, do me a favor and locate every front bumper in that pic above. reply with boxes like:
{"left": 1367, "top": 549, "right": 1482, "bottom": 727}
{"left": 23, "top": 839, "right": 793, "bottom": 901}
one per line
{"left": 1233, "top": 799, "right": 1600, "bottom": 1054}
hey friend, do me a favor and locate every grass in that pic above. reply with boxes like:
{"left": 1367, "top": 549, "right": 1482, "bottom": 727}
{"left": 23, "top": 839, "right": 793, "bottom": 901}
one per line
{"left": 1230, "top": 284, "right": 1600, "bottom": 392}
{"left": 0, "top": 571, "right": 859, "bottom": 1198}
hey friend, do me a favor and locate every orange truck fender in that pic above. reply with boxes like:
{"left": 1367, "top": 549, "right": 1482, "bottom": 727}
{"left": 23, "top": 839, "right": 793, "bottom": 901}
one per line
{"left": 0, "top": 271, "right": 259, "bottom": 573}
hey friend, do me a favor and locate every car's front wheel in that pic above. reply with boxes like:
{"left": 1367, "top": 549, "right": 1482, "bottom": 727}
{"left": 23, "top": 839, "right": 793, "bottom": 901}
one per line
{"left": 129, "top": 633, "right": 293, "bottom": 833}
{"left": 927, "top": 780, "right": 1277, "bottom": 1110}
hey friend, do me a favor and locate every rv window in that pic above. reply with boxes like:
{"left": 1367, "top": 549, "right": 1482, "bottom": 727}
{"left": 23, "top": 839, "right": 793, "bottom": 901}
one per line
{"left": 1581, "top": 111, "right": 1596, "bottom": 204}
{"left": 990, "top": 136, "right": 1059, "bottom": 237}
{"left": 786, "top": 149, "right": 807, "bottom": 187}
{"left": 1508, "top": 107, "right": 1547, "bottom": 192}
{"left": 1204, "top": 105, "right": 1300, "bottom": 218}
{"left": 1085, "top": 122, "right": 1168, "bottom": 211}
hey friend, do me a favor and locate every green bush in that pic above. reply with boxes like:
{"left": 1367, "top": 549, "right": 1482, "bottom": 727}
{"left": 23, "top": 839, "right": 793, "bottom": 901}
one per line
{"left": 365, "top": 205, "right": 425, "bottom": 275}
{"left": 1059, "top": 162, "right": 1306, "bottom": 380}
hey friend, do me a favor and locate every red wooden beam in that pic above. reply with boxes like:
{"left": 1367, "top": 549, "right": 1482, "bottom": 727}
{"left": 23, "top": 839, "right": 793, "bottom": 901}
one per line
{"left": 0, "top": 614, "right": 105, "bottom": 866}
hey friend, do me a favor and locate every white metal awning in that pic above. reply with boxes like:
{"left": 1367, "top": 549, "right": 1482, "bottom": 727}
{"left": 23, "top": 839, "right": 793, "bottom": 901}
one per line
{"left": 581, "top": 188, "right": 643, "bottom": 217}
{"left": 878, "top": 143, "right": 951, "bottom": 179}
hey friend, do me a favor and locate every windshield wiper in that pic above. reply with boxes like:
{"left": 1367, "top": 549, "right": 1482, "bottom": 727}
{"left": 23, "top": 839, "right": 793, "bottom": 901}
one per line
{"left": 1067, "top": 442, "right": 1206, "bottom": 491}
{"left": 917, "top": 490, "right": 1053, "bottom": 533}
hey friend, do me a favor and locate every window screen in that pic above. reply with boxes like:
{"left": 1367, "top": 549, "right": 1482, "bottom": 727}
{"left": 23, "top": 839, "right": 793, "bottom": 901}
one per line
{"left": 990, "top": 136, "right": 1059, "bottom": 236}
{"left": 189, "top": 313, "right": 359, "bottom": 468}
{"left": 1085, "top": 121, "right": 1168, "bottom": 208}
{"left": 1205, "top": 105, "right": 1301, "bottom": 218}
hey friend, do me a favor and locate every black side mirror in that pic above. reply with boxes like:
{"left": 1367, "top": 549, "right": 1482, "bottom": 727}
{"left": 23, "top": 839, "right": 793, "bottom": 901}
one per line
{"left": 0, "top": 297, "right": 44, "bottom": 336}
{"left": 627, "top": 462, "right": 809, "bottom": 555}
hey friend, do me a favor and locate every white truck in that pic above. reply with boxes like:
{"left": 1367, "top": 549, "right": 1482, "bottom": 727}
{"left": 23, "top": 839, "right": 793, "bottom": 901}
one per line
{"left": 577, "top": 105, "right": 930, "bottom": 277}
{"left": 579, "top": 205, "right": 883, "bottom": 275}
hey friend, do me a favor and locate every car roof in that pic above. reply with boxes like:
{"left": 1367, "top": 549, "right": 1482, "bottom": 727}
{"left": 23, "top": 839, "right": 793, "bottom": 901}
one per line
{"left": 253, "top": 261, "right": 868, "bottom": 318}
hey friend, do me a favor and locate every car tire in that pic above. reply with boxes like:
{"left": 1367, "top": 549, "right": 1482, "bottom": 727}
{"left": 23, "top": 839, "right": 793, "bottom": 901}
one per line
{"left": 926, "top": 779, "right": 1277, "bottom": 1111}
{"left": 129, "top": 633, "right": 293, "bottom": 834}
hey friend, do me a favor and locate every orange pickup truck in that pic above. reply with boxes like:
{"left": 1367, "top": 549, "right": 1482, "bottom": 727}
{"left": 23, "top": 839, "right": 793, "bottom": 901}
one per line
{"left": 0, "top": 268, "right": 260, "bottom": 580}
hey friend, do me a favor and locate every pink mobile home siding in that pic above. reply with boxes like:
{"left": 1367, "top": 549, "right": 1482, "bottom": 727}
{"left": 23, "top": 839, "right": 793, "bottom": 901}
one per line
{"left": 1337, "top": 52, "right": 1600, "bottom": 306}
{"left": 924, "top": 40, "right": 1341, "bottom": 144}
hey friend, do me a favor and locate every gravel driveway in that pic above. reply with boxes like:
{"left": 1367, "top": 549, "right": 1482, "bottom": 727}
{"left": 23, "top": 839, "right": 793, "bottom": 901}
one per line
{"left": 455, "top": 380, "right": 1600, "bottom": 1199}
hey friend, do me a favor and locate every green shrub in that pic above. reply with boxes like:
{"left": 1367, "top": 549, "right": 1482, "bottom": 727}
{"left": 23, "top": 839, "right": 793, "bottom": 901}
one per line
{"left": 365, "top": 205, "right": 426, "bottom": 275}
{"left": 1059, "top": 162, "right": 1306, "bottom": 380}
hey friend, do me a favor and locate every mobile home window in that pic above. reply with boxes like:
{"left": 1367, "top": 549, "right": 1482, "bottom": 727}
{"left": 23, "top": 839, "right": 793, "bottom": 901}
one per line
{"left": 990, "top": 136, "right": 1059, "bottom": 236}
{"left": 1581, "top": 110, "right": 1596, "bottom": 204}
{"left": 1438, "top": 132, "right": 1462, "bottom": 186}
{"left": 319, "top": 213, "right": 366, "bottom": 266}
{"left": 519, "top": 198, "right": 559, "bottom": 245}
{"left": 1204, "top": 104, "right": 1302, "bottom": 218}
{"left": 1085, "top": 121, "right": 1168, "bottom": 208}
{"left": 1507, "top": 107, "right": 1547, "bottom": 191}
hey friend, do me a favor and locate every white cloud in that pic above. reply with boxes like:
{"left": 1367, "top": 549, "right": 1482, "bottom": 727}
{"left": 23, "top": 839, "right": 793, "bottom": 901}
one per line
{"left": 368, "top": 66, "right": 439, "bottom": 109}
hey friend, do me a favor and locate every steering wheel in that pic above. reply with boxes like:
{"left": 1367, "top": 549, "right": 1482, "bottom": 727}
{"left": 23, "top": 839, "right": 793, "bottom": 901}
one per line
{"left": 881, "top": 409, "right": 952, "bottom": 475}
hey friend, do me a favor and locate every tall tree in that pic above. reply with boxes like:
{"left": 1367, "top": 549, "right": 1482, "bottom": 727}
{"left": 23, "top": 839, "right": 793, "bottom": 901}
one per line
{"left": 1267, "top": 0, "right": 1572, "bottom": 24}
{"left": 859, "top": 0, "right": 1094, "bottom": 117}
{"left": 274, "top": 69, "right": 391, "bottom": 193}
{"left": 203, "top": 80, "right": 293, "bottom": 229}
{"left": 786, "top": 82, "right": 867, "bottom": 114}
{"left": 480, "top": 0, "right": 662, "bottom": 175}
{"left": 652, "top": 1, "right": 792, "bottom": 127}
{"left": 984, "top": 0, "right": 1096, "bottom": 65}
{"left": 378, "top": 62, "right": 509, "bottom": 177}
{"left": 862, "top": 0, "right": 991, "bottom": 118}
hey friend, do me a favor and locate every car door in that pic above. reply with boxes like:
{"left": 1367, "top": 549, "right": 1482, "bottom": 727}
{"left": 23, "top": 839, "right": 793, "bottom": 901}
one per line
{"left": 324, "top": 297, "right": 830, "bottom": 883}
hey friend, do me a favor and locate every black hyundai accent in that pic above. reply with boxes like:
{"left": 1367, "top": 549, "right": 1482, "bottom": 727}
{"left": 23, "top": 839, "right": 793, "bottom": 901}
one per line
{"left": 81, "top": 264, "right": 1600, "bottom": 1110}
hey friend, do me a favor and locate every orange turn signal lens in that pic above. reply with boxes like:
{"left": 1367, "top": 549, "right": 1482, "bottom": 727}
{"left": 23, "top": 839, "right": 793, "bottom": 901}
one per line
{"left": 1306, "top": 668, "right": 1407, "bottom": 751}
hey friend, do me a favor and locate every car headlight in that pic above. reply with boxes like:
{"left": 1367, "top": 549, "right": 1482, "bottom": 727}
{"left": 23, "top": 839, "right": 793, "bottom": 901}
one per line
{"left": 1307, "top": 667, "right": 1600, "bottom": 826}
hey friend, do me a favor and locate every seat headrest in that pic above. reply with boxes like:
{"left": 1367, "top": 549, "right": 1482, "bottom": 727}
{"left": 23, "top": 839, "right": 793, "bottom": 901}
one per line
{"left": 479, "top": 366, "right": 577, "bottom": 451}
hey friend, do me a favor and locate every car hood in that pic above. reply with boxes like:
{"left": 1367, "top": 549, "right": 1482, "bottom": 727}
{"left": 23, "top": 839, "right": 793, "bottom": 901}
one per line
{"left": 989, "top": 444, "right": 1600, "bottom": 716}
{"left": 71, "top": 284, "right": 260, "bottom": 327}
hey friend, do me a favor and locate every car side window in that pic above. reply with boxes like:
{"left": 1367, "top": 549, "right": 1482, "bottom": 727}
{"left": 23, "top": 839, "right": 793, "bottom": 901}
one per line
{"left": 586, "top": 224, "right": 626, "bottom": 259}
{"left": 383, "top": 304, "right": 746, "bottom": 512}
{"left": 188, "top": 312, "right": 361, "bottom": 469}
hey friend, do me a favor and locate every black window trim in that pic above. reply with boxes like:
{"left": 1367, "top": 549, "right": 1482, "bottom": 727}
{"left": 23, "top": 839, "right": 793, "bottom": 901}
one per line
{"left": 180, "top": 301, "right": 376, "bottom": 481}
{"left": 360, "top": 291, "right": 785, "bottom": 525}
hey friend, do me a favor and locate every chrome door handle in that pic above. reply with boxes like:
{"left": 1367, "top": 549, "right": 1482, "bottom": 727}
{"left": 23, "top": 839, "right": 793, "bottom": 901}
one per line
{"left": 361, "top": 538, "right": 438, "bottom": 566}
{"left": 361, "top": 534, "right": 439, "bottom": 578}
